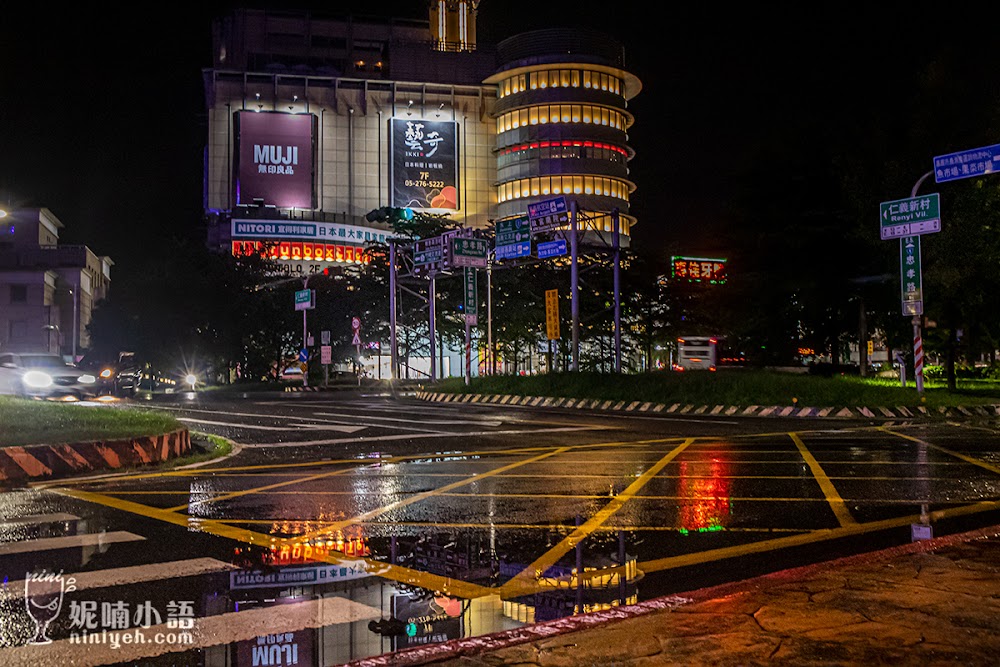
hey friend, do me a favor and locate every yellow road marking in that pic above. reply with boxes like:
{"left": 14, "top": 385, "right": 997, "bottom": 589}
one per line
{"left": 294, "top": 447, "right": 573, "bottom": 543}
{"left": 500, "top": 438, "right": 695, "bottom": 599}
{"left": 879, "top": 427, "right": 1000, "bottom": 475}
{"left": 790, "top": 432, "right": 856, "bottom": 527}
{"left": 51, "top": 486, "right": 492, "bottom": 599}
{"left": 638, "top": 499, "right": 1000, "bottom": 575}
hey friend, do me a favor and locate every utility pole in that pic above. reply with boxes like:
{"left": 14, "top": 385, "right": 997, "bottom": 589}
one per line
{"left": 301, "top": 276, "right": 310, "bottom": 388}
{"left": 909, "top": 170, "right": 933, "bottom": 395}
{"left": 429, "top": 272, "right": 437, "bottom": 381}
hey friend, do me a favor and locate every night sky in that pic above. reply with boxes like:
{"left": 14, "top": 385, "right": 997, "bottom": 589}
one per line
{"left": 3, "top": 3, "right": 998, "bottom": 280}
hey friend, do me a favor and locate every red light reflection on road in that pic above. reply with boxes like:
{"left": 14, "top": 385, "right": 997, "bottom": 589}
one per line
{"left": 677, "top": 454, "right": 732, "bottom": 535}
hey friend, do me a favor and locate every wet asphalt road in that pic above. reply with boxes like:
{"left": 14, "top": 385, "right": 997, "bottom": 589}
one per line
{"left": 3, "top": 388, "right": 1000, "bottom": 666}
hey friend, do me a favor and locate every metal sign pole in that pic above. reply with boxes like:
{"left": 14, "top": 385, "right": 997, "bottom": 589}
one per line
{"left": 429, "top": 272, "right": 437, "bottom": 382}
{"left": 913, "top": 315, "right": 924, "bottom": 394}
{"left": 570, "top": 201, "right": 580, "bottom": 372}
{"left": 302, "top": 277, "right": 309, "bottom": 387}
{"left": 612, "top": 208, "right": 621, "bottom": 374}
{"left": 465, "top": 317, "right": 471, "bottom": 386}
{"left": 389, "top": 240, "right": 399, "bottom": 381}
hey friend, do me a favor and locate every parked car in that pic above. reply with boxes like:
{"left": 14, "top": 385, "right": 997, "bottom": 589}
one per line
{"left": 0, "top": 353, "right": 100, "bottom": 399}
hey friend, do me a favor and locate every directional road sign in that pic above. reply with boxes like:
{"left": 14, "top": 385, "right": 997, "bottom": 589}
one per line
{"left": 298, "top": 348, "right": 309, "bottom": 363}
{"left": 464, "top": 267, "right": 478, "bottom": 324}
{"left": 900, "top": 236, "right": 923, "bottom": 316}
{"left": 294, "top": 289, "right": 314, "bottom": 311}
{"left": 934, "top": 144, "right": 1000, "bottom": 183}
{"left": 528, "top": 196, "right": 568, "bottom": 234}
{"left": 451, "top": 237, "right": 488, "bottom": 268}
{"left": 537, "top": 239, "right": 567, "bottom": 259}
{"left": 495, "top": 215, "right": 531, "bottom": 260}
{"left": 880, "top": 193, "right": 941, "bottom": 240}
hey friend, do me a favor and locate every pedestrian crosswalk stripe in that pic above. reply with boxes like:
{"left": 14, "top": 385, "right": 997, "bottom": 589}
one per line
{"left": 0, "top": 531, "right": 144, "bottom": 556}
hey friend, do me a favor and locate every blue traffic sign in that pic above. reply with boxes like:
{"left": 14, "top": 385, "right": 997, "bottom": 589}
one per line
{"left": 934, "top": 144, "right": 1000, "bottom": 183}
{"left": 537, "top": 239, "right": 567, "bottom": 259}
{"left": 496, "top": 240, "right": 530, "bottom": 260}
{"left": 298, "top": 348, "right": 309, "bottom": 363}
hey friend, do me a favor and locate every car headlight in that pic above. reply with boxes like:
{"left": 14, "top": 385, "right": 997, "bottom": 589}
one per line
{"left": 23, "top": 371, "right": 53, "bottom": 388}
{"left": 100, "top": 368, "right": 113, "bottom": 379}
{"left": 78, "top": 374, "right": 97, "bottom": 384}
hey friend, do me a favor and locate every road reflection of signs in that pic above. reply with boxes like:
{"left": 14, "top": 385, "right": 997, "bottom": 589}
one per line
{"left": 678, "top": 454, "right": 732, "bottom": 535}
{"left": 237, "top": 627, "right": 312, "bottom": 667}
{"left": 392, "top": 592, "right": 464, "bottom": 651}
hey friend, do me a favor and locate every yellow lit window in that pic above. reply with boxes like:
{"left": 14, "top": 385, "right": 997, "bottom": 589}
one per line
{"left": 561, "top": 70, "right": 570, "bottom": 87}
{"left": 539, "top": 73, "right": 547, "bottom": 89}
{"left": 571, "top": 105, "right": 581, "bottom": 122}
{"left": 529, "top": 107, "right": 539, "bottom": 125}
{"left": 518, "top": 74, "right": 526, "bottom": 92}
{"left": 561, "top": 105, "right": 571, "bottom": 123}
{"left": 584, "top": 176, "right": 594, "bottom": 194}
{"left": 530, "top": 72, "right": 538, "bottom": 89}
{"left": 550, "top": 107, "right": 560, "bottom": 123}
{"left": 573, "top": 176, "right": 583, "bottom": 194}
{"left": 582, "top": 105, "right": 592, "bottom": 123}
{"left": 600, "top": 73, "right": 609, "bottom": 91}
{"left": 521, "top": 108, "right": 529, "bottom": 127}
{"left": 583, "top": 71, "right": 592, "bottom": 88}
{"left": 503, "top": 79, "right": 511, "bottom": 97}
{"left": 571, "top": 70, "right": 580, "bottom": 87}
{"left": 550, "top": 70, "right": 559, "bottom": 88}
{"left": 601, "top": 108, "right": 610, "bottom": 126}
{"left": 541, "top": 178, "right": 550, "bottom": 195}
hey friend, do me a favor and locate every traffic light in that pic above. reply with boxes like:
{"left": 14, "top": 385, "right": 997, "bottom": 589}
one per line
{"left": 867, "top": 340, "right": 874, "bottom": 355}
{"left": 365, "top": 207, "right": 414, "bottom": 223}
{"left": 367, "top": 618, "right": 407, "bottom": 636}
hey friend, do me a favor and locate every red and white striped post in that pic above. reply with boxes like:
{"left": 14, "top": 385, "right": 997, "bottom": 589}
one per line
{"left": 912, "top": 315, "right": 924, "bottom": 393}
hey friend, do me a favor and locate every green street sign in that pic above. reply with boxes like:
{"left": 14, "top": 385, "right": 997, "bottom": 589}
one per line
{"left": 496, "top": 215, "right": 531, "bottom": 246}
{"left": 452, "top": 237, "right": 488, "bottom": 268}
{"left": 294, "top": 289, "right": 314, "bottom": 311}
{"left": 880, "top": 194, "right": 941, "bottom": 240}
{"left": 464, "top": 267, "right": 478, "bottom": 321}
{"left": 900, "top": 236, "right": 923, "bottom": 316}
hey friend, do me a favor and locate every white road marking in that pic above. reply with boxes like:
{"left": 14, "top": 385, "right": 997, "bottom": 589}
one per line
{"left": 0, "top": 531, "right": 144, "bottom": 556}
{"left": 178, "top": 417, "right": 364, "bottom": 433}
{"left": 247, "top": 425, "right": 606, "bottom": 448}
{"left": 314, "top": 411, "right": 502, "bottom": 427}
{"left": 0, "top": 513, "right": 79, "bottom": 527}
{"left": 9, "top": 557, "right": 237, "bottom": 596}
{"left": 0, "top": 596, "right": 381, "bottom": 667}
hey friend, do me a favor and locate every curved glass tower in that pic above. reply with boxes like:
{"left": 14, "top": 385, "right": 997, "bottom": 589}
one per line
{"left": 484, "top": 28, "right": 642, "bottom": 237}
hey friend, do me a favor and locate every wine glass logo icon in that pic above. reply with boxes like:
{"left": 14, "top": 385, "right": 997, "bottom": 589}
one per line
{"left": 24, "top": 570, "right": 71, "bottom": 645}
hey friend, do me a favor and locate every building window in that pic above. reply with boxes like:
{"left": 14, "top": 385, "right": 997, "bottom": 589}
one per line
{"left": 10, "top": 285, "right": 27, "bottom": 303}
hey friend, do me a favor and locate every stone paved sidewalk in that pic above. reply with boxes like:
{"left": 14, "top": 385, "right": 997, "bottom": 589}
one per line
{"left": 352, "top": 525, "right": 1000, "bottom": 667}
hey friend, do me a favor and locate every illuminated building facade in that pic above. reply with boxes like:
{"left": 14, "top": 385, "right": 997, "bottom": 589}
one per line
{"left": 485, "top": 28, "right": 640, "bottom": 238}
{"left": 203, "top": 4, "right": 640, "bottom": 274}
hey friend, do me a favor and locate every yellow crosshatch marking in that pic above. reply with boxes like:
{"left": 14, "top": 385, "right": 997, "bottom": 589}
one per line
{"left": 879, "top": 427, "right": 1000, "bottom": 475}
{"left": 789, "top": 432, "right": 856, "bottom": 527}
{"left": 500, "top": 438, "right": 695, "bottom": 599}
{"left": 41, "top": 424, "right": 1000, "bottom": 605}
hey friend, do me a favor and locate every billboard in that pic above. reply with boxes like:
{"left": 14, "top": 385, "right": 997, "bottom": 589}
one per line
{"left": 671, "top": 256, "right": 728, "bottom": 284}
{"left": 391, "top": 118, "right": 458, "bottom": 211}
{"left": 235, "top": 111, "right": 315, "bottom": 209}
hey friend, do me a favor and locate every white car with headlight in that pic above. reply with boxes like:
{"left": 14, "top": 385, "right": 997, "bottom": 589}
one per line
{"left": 0, "top": 353, "right": 99, "bottom": 399}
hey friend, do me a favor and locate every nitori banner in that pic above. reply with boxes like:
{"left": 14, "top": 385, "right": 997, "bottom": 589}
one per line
{"left": 235, "top": 112, "right": 315, "bottom": 209}
{"left": 390, "top": 118, "right": 458, "bottom": 210}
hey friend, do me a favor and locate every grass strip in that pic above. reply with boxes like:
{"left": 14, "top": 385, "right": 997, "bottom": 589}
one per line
{"left": 0, "top": 396, "right": 182, "bottom": 447}
{"left": 433, "top": 371, "right": 1000, "bottom": 408}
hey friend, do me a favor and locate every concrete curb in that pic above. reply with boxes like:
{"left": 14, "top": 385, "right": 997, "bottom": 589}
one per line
{"left": 346, "top": 523, "right": 1000, "bottom": 667}
{"left": 413, "top": 392, "right": 1000, "bottom": 420}
{"left": 0, "top": 428, "right": 191, "bottom": 484}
